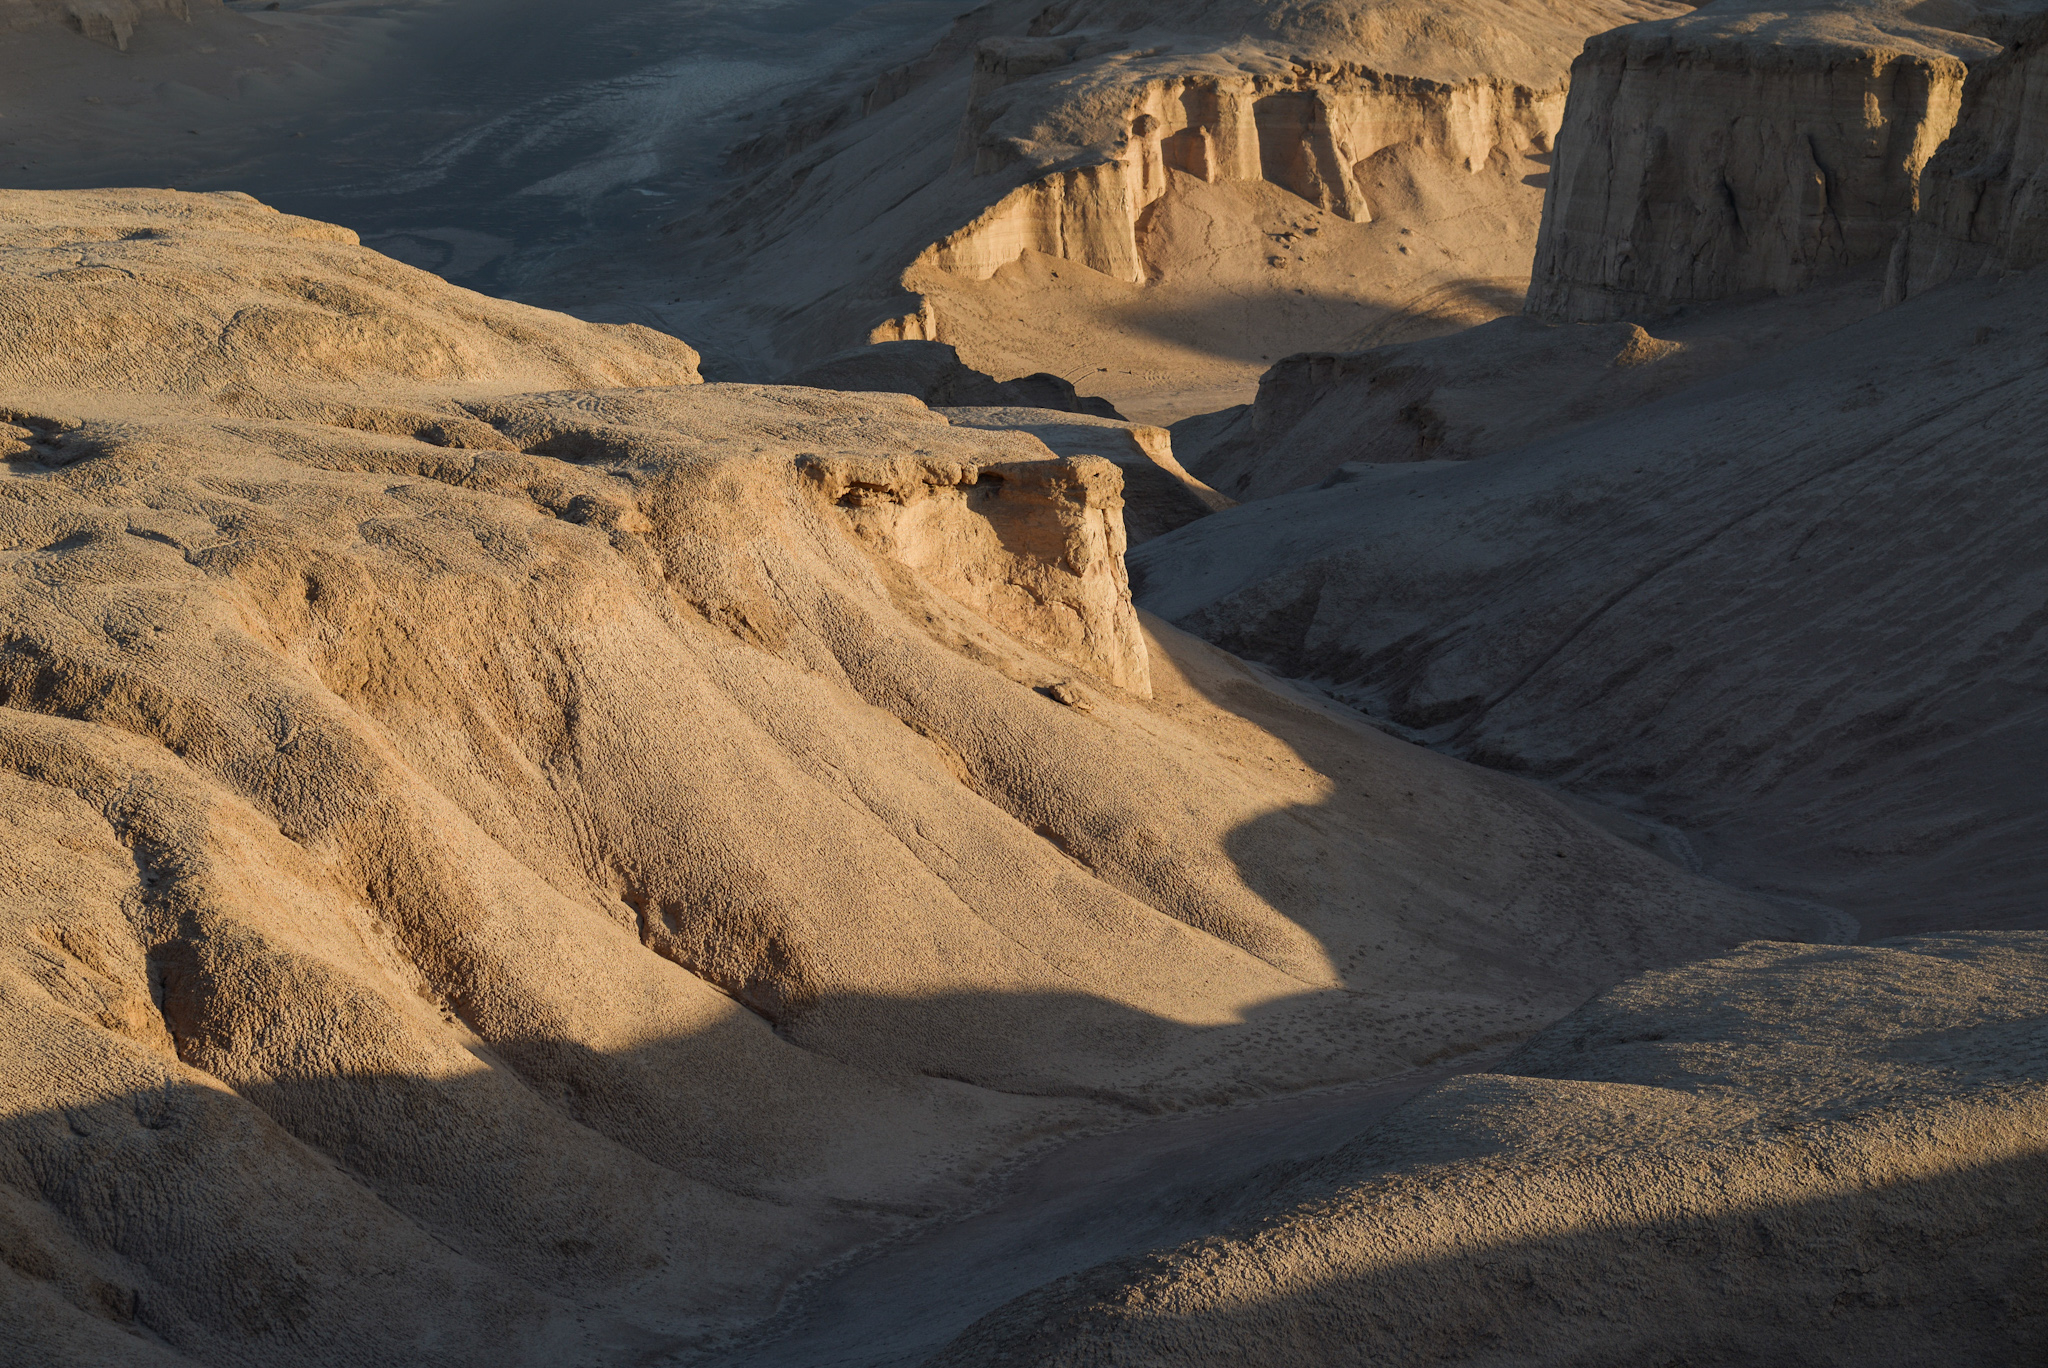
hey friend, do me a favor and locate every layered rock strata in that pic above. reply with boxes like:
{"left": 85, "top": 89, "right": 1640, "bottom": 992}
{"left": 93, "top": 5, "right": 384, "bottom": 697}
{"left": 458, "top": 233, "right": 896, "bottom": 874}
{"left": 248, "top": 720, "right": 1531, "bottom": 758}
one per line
{"left": 1527, "top": 1, "right": 2005, "bottom": 322}
{"left": 928, "top": 58, "right": 1565, "bottom": 287}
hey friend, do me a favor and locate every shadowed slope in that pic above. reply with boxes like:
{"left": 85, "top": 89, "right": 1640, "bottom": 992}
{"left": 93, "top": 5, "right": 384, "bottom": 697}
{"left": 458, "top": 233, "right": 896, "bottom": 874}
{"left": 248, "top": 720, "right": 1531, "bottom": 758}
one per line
{"left": 1134, "top": 266, "right": 2048, "bottom": 936}
{"left": 928, "top": 932, "right": 2048, "bottom": 1366}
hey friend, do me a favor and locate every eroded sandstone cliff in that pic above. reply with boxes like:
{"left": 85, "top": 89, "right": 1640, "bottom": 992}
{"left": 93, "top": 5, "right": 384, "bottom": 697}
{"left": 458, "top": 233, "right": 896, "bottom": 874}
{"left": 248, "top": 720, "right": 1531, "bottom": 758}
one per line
{"left": 678, "top": 0, "right": 1684, "bottom": 422}
{"left": 926, "top": 54, "right": 1564, "bottom": 287}
{"left": 1526, "top": 0, "right": 2012, "bottom": 321}
{"left": 1890, "top": 10, "right": 2048, "bottom": 295}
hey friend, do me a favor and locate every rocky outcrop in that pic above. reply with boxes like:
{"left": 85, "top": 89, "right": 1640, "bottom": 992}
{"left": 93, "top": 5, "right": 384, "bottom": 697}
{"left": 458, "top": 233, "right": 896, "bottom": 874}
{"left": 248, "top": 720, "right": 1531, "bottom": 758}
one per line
{"left": 681, "top": 0, "right": 1686, "bottom": 419}
{"left": 1890, "top": 11, "right": 2048, "bottom": 297}
{"left": 928, "top": 932, "right": 2048, "bottom": 1366}
{"left": 800, "top": 450, "right": 1153, "bottom": 694}
{"left": 940, "top": 405, "right": 1234, "bottom": 544}
{"left": 929, "top": 60, "right": 1566, "bottom": 286}
{"left": 1527, "top": 2, "right": 1999, "bottom": 322}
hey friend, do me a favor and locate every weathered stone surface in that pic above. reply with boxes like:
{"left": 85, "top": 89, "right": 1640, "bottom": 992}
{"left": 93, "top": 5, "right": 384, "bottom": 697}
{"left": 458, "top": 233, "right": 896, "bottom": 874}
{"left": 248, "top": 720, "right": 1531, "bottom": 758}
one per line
{"left": 930, "top": 59, "right": 1568, "bottom": 287}
{"left": 680, "top": 0, "right": 1685, "bottom": 422}
{"left": 1526, "top": 0, "right": 2008, "bottom": 322}
{"left": 1891, "top": 11, "right": 2048, "bottom": 296}
{"left": 940, "top": 405, "right": 1233, "bottom": 544}
{"left": 799, "top": 450, "right": 1153, "bottom": 694}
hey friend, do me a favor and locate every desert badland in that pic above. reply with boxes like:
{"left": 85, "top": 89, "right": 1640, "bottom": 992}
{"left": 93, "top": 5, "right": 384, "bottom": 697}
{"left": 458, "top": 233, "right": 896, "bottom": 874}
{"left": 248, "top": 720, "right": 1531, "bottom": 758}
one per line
{"left": 0, "top": 1, "right": 2044, "bottom": 1365}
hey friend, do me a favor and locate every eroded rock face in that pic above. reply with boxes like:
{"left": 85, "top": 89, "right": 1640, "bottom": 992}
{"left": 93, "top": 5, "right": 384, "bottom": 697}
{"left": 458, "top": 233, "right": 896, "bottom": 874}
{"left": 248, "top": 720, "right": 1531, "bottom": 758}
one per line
{"left": 932, "top": 59, "right": 1566, "bottom": 287}
{"left": 0, "top": 190, "right": 1800, "bottom": 1365}
{"left": 1891, "top": 11, "right": 2048, "bottom": 296}
{"left": 799, "top": 450, "right": 1153, "bottom": 695}
{"left": 939, "top": 405, "right": 1233, "bottom": 545}
{"left": 679, "top": 0, "right": 1684, "bottom": 421}
{"left": 1527, "top": 1, "right": 2000, "bottom": 322}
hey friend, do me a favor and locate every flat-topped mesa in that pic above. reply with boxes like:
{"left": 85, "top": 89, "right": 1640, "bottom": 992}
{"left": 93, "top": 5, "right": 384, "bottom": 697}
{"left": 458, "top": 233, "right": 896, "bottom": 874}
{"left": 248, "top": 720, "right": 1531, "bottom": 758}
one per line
{"left": 1527, "top": 1, "right": 2000, "bottom": 322}
{"left": 1891, "top": 11, "right": 2048, "bottom": 298}
{"left": 925, "top": 56, "right": 1566, "bottom": 285}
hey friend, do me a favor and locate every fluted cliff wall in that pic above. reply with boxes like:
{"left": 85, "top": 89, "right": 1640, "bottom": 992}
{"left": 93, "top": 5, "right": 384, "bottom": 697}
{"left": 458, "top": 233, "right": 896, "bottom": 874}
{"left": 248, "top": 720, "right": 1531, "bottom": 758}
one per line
{"left": 925, "top": 57, "right": 1565, "bottom": 286}
{"left": 1528, "top": 14, "right": 1982, "bottom": 321}
{"left": 682, "top": 0, "right": 1684, "bottom": 416}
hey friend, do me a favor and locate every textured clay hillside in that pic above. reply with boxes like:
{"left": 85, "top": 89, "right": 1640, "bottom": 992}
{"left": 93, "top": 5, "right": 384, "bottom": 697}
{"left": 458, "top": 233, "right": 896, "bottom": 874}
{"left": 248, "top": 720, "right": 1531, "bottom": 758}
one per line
{"left": 0, "top": 190, "right": 1814, "bottom": 1367}
{"left": 928, "top": 932, "right": 2048, "bottom": 1365}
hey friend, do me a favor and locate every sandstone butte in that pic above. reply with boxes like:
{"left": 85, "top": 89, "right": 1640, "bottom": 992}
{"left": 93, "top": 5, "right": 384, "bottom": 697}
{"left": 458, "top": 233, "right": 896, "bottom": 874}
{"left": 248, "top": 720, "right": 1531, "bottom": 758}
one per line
{"left": 3, "top": 0, "right": 2048, "bottom": 1362}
